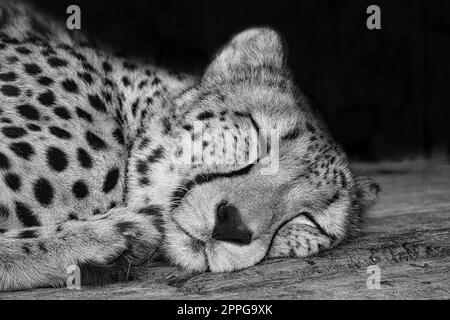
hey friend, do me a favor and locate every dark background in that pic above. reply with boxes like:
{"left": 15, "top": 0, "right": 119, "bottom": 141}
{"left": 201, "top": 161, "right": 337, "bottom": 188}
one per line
{"left": 28, "top": 0, "right": 450, "bottom": 161}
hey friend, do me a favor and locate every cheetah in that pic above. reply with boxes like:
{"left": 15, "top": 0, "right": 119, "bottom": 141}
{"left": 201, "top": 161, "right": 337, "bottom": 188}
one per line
{"left": 0, "top": 0, "right": 379, "bottom": 291}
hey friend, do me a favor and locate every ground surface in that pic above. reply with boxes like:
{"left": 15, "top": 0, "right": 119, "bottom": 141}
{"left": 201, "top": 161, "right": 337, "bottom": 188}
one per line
{"left": 1, "top": 160, "right": 449, "bottom": 299}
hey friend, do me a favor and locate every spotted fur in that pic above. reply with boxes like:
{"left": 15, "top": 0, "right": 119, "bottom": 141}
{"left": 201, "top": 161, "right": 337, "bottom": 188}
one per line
{"left": 0, "top": 0, "right": 378, "bottom": 291}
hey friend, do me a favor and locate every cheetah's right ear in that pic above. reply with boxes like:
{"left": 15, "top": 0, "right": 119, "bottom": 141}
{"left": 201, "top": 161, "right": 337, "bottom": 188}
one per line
{"left": 203, "top": 27, "right": 286, "bottom": 82}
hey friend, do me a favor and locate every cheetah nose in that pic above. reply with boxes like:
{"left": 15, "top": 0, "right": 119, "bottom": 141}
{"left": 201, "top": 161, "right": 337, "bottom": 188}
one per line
{"left": 212, "top": 202, "right": 252, "bottom": 245}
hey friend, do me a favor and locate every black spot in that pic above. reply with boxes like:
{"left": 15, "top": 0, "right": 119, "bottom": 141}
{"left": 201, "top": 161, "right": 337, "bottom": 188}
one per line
{"left": 49, "top": 126, "right": 72, "bottom": 139}
{"left": 136, "top": 160, "right": 148, "bottom": 175}
{"left": 38, "top": 242, "right": 47, "bottom": 252}
{"left": 0, "top": 152, "right": 10, "bottom": 170}
{"left": 10, "top": 142, "right": 35, "bottom": 160}
{"left": 151, "top": 77, "right": 161, "bottom": 86}
{"left": 197, "top": 110, "right": 214, "bottom": 120}
{"left": 75, "top": 107, "right": 93, "bottom": 123}
{"left": 82, "top": 62, "right": 95, "bottom": 72}
{"left": 53, "top": 106, "right": 71, "bottom": 120}
{"left": 101, "top": 90, "right": 112, "bottom": 104}
{"left": 77, "top": 148, "right": 93, "bottom": 168}
{"left": 109, "top": 202, "right": 117, "bottom": 209}
{"left": 37, "top": 76, "right": 53, "bottom": 86}
{"left": 69, "top": 51, "right": 86, "bottom": 62}
{"left": 24, "top": 63, "right": 42, "bottom": 76}
{"left": 46, "top": 147, "right": 68, "bottom": 172}
{"left": 22, "top": 244, "right": 31, "bottom": 254}
{"left": 16, "top": 46, "right": 32, "bottom": 55}
{"left": 0, "top": 71, "right": 17, "bottom": 81}
{"left": 182, "top": 124, "right": 193, "bottom": 131}
{"left": 122, "top": 76, "right": 130, "bottom": 86}
{"left": 93, "top": 209, "right": 101, "bottom": 215}
{"left": 137, "top": 205, "right": 162, "bottom": 217}
{"left": 68, "top": 213, "right": 78, "bottom": 220}
{"left": 1, "top": 84, "right": 20, "bottom": 97}
{"left": 4, "top": 172, "right": 21, "bottom": 191}
{"left": 88, "top": 94, "right": 107, "bottom": 113}
{"left": 61, "top": 79, "right": 78, "bottom": 93}
{"left": 33, "top": 178, "right": 54, "bottom": 206}
{"left": 104, "top": 78, "right": 114, "bottom": 87}
{"left": 147, "top": 146, "right": 164, "bottom": 163}
{"left": 140, "top": 109, "right": 148, "bottom": 120}
{"left": 16, "top": 104, "right": 40, "bottom": 120}
{"left": 138, "top": 80, "right": 148, "bottom": 89}
{"left": 131, "top": 99, "right": 139, "bottom": 117}
{"left": 78, "top": 72, "right": 93, "bottom": 84}
{"left": 282, "top": 128, "right": 300, "bottom": 140}
{"left": 2, "top": 37, "right": 19, "bottom": 45}
{"left": 72, "top": 180, "right": 89, "bottom": 199}
{"left": 102, "top": 168, "right": 120, "bottom": 193}
{"left": 2, "top": 126, "right": 27, "bottom": 138}
{"left": 138, "top": 137, "right": 151, "bottom": 150}
{"left": 102, "top": 61, "right": 112, "bottom": 73}
{"left": 26, "top": 123, "right": 41, "bottom": 131}
{"left": 86, "top": 131, "right": 107, "bottom": 150}
{"left": 18, "top": 229, "right": 38, "bottom": 239}
{"left": 153, "top": 215, "right": 165, "bottom": 235}
{"left": 48, "top": 56, "right": 68, "bottom": 68}
{"left": 37, "top": 90, "right": 55, "bottom": 106}
{"left": 0, "top": 205, "right": 10, "bottom": 219}
{"left": 116, "top": 221, "right": 135, "bottom": 234}
{"left": 112, "top": 128, "right": 125, "bottom": 145}
{"left": 15, "top": 201, "right": 40, "bottom": 227}
{"left": 161, "top": 117, "right": 171, "bottom": 134}
{"left": 139, "top": 177, "right": 149, "bottom": 186}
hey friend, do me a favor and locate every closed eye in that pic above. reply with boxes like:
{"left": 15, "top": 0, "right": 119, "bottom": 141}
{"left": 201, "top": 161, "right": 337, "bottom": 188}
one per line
{"left": 170, "top": 164, "right": 255, "bottom": 210}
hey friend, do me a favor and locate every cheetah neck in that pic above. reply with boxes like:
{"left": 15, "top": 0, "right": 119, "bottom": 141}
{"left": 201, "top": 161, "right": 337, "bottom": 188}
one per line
{"left": 108, "top": 58, "right": 196, "bottom": 146}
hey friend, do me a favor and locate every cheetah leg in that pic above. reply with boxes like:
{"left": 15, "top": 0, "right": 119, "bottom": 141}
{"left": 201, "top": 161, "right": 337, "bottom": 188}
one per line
{"left": 0, "top": 206, "right": 163, "bottom": 292}
{"left": 268, "top": 215, "right": 337, "bottom": 258}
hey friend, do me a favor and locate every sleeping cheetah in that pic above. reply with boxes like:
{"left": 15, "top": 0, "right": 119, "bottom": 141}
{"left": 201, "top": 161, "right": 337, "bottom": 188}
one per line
{"left": 0, "top": 0, "right": 379, "bottom": 291}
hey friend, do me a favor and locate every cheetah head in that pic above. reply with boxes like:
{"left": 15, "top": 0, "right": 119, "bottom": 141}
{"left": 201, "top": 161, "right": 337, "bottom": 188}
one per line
{"left": 142, "top": 28, "right": 379, "bottom": 272}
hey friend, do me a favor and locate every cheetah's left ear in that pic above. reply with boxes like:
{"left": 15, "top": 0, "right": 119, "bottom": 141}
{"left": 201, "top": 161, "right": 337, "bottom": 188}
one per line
{"left": 203, "top": 27, "right": 286, "bottom": 81}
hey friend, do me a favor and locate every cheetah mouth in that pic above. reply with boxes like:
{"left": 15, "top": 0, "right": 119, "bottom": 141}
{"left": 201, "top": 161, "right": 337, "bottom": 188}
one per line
{"left": 171, "top": 214, "right": 206, "bottom": 244}
{"left": 167, "top": 214, "right": 213, "bottom": 270}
